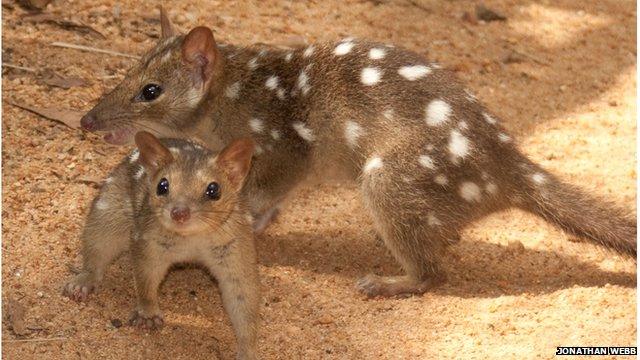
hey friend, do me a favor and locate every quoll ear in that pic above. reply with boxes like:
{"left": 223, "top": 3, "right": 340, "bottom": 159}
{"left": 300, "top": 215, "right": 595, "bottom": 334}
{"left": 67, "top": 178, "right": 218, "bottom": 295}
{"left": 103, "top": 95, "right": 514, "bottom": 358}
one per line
{"left": 181, "top": 26, "right": 218, "bottom": 88}
{"left": 159, "top": 6, "right": 177, "bottom": 38}
{"left": 215, "top": 138, "right": 255, "bottom": 190}
{"left": 134, "top": 131, "right": 174, "bottom": 173}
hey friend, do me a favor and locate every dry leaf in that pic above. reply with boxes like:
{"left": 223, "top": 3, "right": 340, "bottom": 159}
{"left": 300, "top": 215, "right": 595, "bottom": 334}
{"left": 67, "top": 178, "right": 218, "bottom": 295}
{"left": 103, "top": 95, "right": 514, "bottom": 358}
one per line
{"left": 75, "top": 176, "right": 103, "bottom": 187}
{"left": 476, "top": 5, "right": 507, "bottom": 22}
{"left": 23, "top": 13, "right": 105, "bottom": 39}
{"left": 2, "top": 0, "right": 16, "bottom": 10}
{"left": 18, "top": 0, "right": 50, "bottom": 11}
{"left": 6, "top": 297, "right": 29, "bottom": 336}
{"left": 9, "top": 101, "right": 83, "bottom": 129}
{"left": 39, "top": 69, "right": 88, "bottom": 89}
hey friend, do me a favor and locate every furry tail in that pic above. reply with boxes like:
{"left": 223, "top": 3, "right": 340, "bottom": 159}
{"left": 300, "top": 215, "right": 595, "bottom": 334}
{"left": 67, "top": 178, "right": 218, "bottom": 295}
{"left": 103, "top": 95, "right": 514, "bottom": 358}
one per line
{"left": 516, "top": 164, "right": 636, "bottom": 258}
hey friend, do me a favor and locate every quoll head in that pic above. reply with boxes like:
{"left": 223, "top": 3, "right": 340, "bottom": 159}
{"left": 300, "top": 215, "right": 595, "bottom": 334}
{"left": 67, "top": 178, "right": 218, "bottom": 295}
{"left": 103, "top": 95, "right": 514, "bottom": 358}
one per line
{"left": 135, "top": 131, "right": 254, "bottom": 236}
{"left": 81, "top": 8, "right": 223, "bottom": 145}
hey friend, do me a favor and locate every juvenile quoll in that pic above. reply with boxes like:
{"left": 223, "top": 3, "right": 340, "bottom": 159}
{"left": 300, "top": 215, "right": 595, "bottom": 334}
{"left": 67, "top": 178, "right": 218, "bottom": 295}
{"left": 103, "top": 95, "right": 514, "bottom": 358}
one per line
{"left": 64, "top": 132, "right": 260, "bottom": 359}
{"left": 79, "top": 9, "right": 636, "bottom": 297}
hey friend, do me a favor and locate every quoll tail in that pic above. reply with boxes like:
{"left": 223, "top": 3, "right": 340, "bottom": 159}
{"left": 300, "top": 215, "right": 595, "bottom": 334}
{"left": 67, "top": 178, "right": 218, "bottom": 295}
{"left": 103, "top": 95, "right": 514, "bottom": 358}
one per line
{"left": 515, "top": 164, "right": 637, "bottom": 258}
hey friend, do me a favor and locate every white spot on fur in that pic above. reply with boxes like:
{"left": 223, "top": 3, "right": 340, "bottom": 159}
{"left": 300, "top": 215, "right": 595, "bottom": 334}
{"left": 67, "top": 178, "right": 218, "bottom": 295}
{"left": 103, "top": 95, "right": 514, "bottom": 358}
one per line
{"left": 254, "top": 145, "right": 264, "bottom": 155}
{"left": 427, "top": 213, "right": 442, "bottom": 226}
{"left": 105, "top": 177, "right": 114, "bottom": 184}
{"left": 284, "top": 52, "right": 293, "bottom": 62}
{"left": 458, "top": 121, "right": 469, "bottom": 130}
{"left": 270, "top": 129, "right": 281, "bottom": 140}
{"left": 276, "top": 88, "right": 286, "bottom": 100}
{"left": 265, "top": 75, "right": 279, "bottom": 90}
{"left": 434, "top": 174, "right": 448, "bottom": 185}
{"left": 225, "top": 81, "right": 241, "bottom": 99}
{"left": 483, "top": 113, "right": 497, "bottom": 124}
{"left": 459, "top": 182, "right": 482, "bottom": 202}
{"left": 297, "top": 69, "right": 311, "bottom": 95}
{"left": 334, "top": 41, "right": 355, "bottom": 56}
{"left": 531, "top": 173, "right": 546, "bottom": 184}
{"left": 425, "top": 99, "right": 451, "bottom": 126}
{"left": 418, "top": 155, "right": 436, "bottom": 170}
{"left": 249, "top": 118, "right": 264, "bottom": 133}
{"left": 398, "top": 65, "right": 431, "bottom": 81}
{"left": 485, "top": 182, "right": 498, "bottom": 194}
{"left": 361, "top": 67, "right": 382, "bottom": 86}
{"left": 344, "top": 121, "right": 364, "bottom": 148}
{"left": 161, "top": 51, "right": 172, "bottom": 64}
{"left": 426, "top": 144, "right": 435, "bottom": 151}
{"left": 498, "top": 133, "right": 511, "bottom": 142}
{"left": 292, "top": 122, "right": 315, "bottom": 142}
{"left": 448, "top": 129, "right": 470, "bottom": 160}
{"left": 169, "top": 147, "right": 180, "bottom": 155}
{"left": 303, "top": 46, "right": 315, "bottom": 58}
{"left": 364, "top": 157, "right": 383, "bottom": 173}
{"left": 383, "top": 109, "right": 394, "bottom": 120}
{"left": 369, "top": 48, "right": 386, "bottom": 60}
{"left": 247, "top": 57, "right": 258, "bottom": 70}
{"left": 95, "top": 197, "right": 108, "bottom": 210}
{"left": 129, "top": 149, "right": 139, "bottom": 163}
{"left": 134, "top": 166, "right": 145, "bottom": 180}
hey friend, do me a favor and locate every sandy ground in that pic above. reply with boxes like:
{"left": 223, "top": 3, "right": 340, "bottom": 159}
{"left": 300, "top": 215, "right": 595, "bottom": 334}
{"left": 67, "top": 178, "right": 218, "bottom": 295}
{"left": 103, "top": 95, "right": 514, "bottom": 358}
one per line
{"left": 1, "top": 0, "right": 636, "bottom": 359}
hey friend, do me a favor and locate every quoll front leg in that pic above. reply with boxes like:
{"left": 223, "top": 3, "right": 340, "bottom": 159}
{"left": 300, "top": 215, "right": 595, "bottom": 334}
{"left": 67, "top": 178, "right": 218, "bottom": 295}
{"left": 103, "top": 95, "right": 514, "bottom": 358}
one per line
{"left": 205, "top": 239, "right": 260, "bottom": 360}
{"left": 63, "top": 192, "right": 132, "bottom": 302}
{"left": 129, "top": 239, "right": 171, "bottom": 330}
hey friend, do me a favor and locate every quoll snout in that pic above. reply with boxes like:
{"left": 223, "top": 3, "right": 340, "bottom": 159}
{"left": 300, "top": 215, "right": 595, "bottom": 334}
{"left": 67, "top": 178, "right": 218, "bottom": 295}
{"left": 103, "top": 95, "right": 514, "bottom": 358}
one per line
{"left": 170, "top": 206, "right": 191, "bottom": 224}
{"left": 80, "top": 112, "right": 98, "bottom": 131}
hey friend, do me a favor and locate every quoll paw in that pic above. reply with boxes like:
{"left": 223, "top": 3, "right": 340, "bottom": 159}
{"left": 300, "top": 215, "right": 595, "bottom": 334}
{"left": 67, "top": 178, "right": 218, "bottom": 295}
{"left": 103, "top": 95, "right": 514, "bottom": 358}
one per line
{"left": 356, "top": 274, "right": 445, "bottom": 298}
{"left": 62, "top": 273, "right": 96, "bottom": 302}
{"left": 129, "top": 310, "right": 164, "bottom": 330}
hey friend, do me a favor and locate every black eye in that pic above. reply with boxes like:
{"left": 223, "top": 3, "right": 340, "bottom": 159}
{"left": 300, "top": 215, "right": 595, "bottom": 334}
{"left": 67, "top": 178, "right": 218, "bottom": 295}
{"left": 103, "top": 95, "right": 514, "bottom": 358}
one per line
{"left": 157, "top": 178, "right": 169, "bottom": 196}
{"left": 205, "top": 182, "right": 220, "bottom": 200}
{"left": 140, "top": 84, "right": 162, "bottom": 101}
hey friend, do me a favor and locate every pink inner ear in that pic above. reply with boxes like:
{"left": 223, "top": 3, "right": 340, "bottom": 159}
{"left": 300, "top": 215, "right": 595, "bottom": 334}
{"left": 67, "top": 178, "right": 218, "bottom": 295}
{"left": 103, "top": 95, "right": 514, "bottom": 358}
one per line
{"left": 182, "top": 27, "right": 217, "bottom": 84}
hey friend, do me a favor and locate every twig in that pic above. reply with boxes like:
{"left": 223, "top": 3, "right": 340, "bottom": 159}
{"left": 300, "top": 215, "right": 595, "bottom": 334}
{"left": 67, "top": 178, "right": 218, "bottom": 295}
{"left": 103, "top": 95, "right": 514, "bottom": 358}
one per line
{"left": 2, "top": 337, "right": 67, "bottom": 343}
{"left": 2, "top": 63, "right": 37, "bottom": 73}
{"left": 512, "top": 49, "right": 550, "bottom": 66}
{"left": 50, "top": 42, "right": 140, "bottom": 60}
{"left": 405, "top": 0, "right": 430, "bottom": 12}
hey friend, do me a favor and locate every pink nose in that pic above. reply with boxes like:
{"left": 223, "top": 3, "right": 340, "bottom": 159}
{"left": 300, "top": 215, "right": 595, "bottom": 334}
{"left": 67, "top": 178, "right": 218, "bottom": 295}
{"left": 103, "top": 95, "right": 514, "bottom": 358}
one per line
{"left": 80, "top": 113, "right": 97, "bottom": 131}
{"left": 170, "top": 207, "right": 190, "bottom": 223}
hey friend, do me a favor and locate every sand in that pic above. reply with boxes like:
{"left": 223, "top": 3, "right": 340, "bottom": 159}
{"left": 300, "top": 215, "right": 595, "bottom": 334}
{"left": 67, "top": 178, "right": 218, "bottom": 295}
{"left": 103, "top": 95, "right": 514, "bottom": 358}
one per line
{"left": 2, "top": 0, "right": 636, "bottom": 359}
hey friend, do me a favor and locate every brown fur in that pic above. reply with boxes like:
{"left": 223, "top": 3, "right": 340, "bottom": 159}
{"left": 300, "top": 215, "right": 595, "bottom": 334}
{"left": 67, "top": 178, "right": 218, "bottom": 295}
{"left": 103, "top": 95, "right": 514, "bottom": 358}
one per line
{"left": 79, "top": 10, "right": 636, "bottom": 298}
{"left": 64, "top": 134, "right": 260, "bottom": 359}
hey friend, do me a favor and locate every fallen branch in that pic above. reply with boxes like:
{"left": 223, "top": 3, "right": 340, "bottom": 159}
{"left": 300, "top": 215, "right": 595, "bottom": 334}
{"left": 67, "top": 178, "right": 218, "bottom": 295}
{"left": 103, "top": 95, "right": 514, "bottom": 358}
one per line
{"left": 2, "top": 337, "right": 67, "bottom": 343}
{"left": 50, "top": 42, "right": 140, "bottom": 60}
{"left": 8, "top": 101, "right": 83, "bottom": 129}
{"left": 2, "top": 63, "right": 37, "bottom": 72}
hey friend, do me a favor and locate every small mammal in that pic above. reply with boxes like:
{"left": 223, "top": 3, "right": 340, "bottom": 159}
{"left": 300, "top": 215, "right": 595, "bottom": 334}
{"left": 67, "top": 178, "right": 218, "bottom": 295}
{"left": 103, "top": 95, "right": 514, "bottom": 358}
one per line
{"left": 64, "top": 131, "right": 259, "bottom": 359}
{"left": 79, "top": 8, "right": 636, "bottom": 297}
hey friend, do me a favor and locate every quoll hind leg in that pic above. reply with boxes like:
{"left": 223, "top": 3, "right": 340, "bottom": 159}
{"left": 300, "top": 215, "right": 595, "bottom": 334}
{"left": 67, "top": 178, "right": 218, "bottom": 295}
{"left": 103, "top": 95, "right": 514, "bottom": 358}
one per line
{"left": 356, "top": 164, "right": 459, "bottom": 298}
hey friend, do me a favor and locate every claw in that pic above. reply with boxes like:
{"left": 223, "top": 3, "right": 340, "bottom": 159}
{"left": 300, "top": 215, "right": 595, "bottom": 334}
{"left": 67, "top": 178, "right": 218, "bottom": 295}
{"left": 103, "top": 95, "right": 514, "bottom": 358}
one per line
{"left": 62, "top": 274, "right": 96, "bottom": 302}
